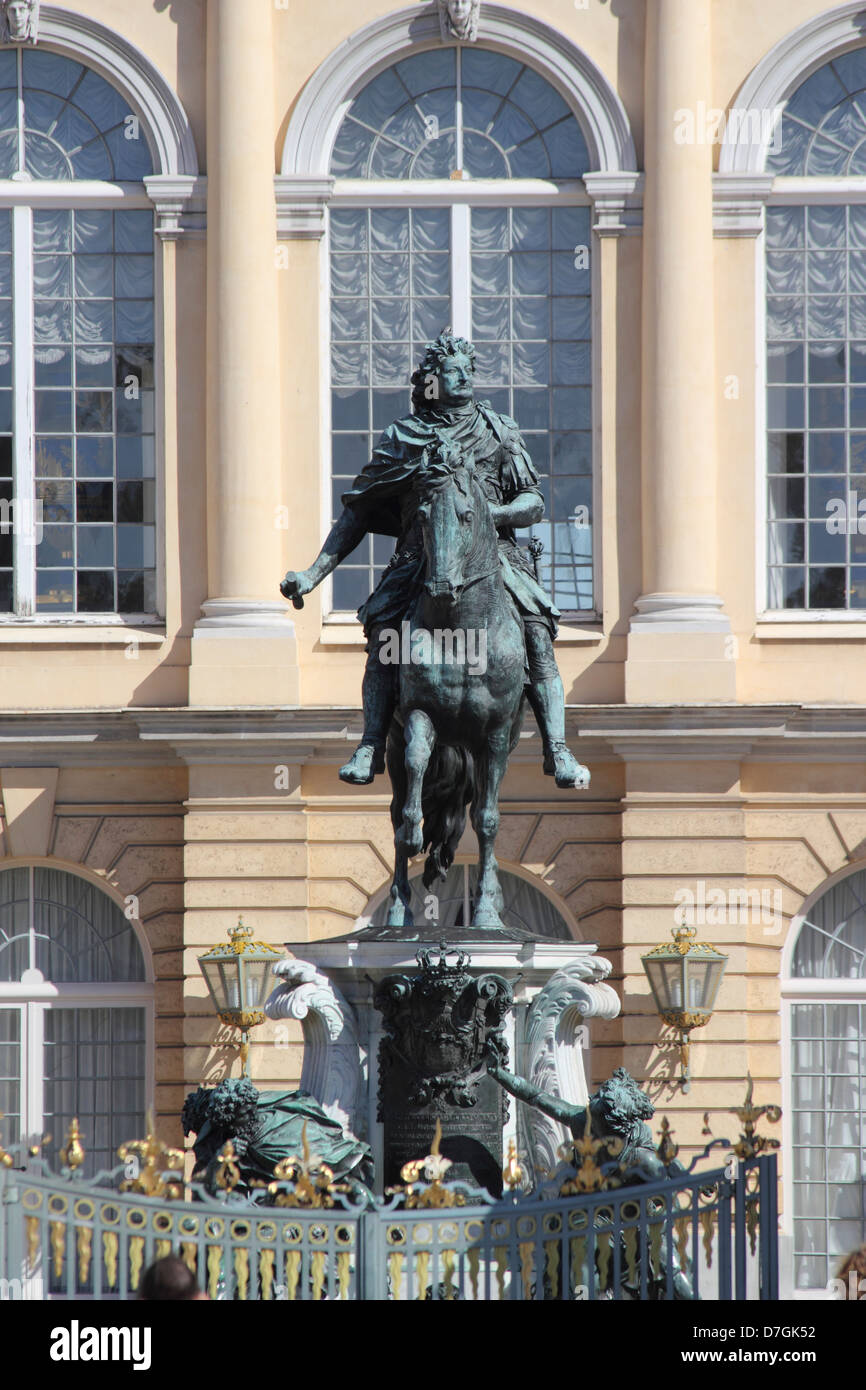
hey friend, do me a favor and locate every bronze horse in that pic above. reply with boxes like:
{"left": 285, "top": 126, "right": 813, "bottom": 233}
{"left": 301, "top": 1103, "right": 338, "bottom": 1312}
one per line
{"left": 382, "top": 442, "right": 525, "bottom": 931}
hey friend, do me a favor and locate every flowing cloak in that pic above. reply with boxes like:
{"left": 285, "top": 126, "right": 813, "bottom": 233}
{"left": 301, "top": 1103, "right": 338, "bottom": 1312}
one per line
{"left": 195, "top": 1091, "right": 373, "bottom": 1188}
{"left": 340, "top": 400, "right": 560, "bottom": 642}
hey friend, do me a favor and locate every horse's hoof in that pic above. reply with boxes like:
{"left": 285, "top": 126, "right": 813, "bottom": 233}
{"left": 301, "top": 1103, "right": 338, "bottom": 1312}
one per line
{"left": 339, "top": 743, "right": 385, "bottom": 785}
{"left": 471, "top": 903, "right": 505, "bottom": 930}
{"left": 386, "top": 900, "right": 413, "bottom": 929}
{"left": 544, "top": 744, "right": 591, "bottom": 790}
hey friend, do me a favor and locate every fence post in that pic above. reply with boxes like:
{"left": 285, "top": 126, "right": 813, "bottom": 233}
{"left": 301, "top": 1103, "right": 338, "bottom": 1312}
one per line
{"left": 717, "top": 1178, "right": 732, "bottom": 1300}
{"left": 759, "top": 1154, "right": 779, "bottom": 1300}
{"left": 358, "top": 1207, "right": 380, "bottom": 1302}
{"left": 0, "top": 1162, "right": 5, "bottom": 1287}
{"left": 734, "top": 1161, "right": 747, "bottom": 1300}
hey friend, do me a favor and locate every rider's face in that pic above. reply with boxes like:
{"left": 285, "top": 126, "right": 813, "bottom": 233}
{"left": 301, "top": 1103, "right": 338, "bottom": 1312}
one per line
{"left": 436, "top": 353, "right": 474, "bottom": 405}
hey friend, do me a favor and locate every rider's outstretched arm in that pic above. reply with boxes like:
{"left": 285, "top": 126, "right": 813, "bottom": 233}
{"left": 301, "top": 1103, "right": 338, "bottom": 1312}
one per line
{"left": 488, "top": 1061, "right": 583, "bottom": 1128}
{"left": 489, "top": 490, "right": 544, "bottom": 531}
{"left": 281, "top": 506, "right": 368, "bottom": 600}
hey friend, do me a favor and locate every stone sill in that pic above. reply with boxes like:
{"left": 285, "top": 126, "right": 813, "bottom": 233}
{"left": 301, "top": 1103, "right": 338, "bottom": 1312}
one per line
{"left": 0, "top": 625, "right": 167, "bottom": 647}
{"left": 320, "top": 618, "right": 604, "bottom": 646}
{"left": 754, "top": 621, "right": 866, "bottom": 642}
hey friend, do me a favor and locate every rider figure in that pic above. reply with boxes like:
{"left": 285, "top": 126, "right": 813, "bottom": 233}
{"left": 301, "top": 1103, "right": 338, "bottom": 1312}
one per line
{"left": 280, "top": 330, "right": 589, "bottom": 791}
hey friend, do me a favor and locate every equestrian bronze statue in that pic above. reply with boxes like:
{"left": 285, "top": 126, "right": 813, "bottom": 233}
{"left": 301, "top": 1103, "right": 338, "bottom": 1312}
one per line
{"left": 281, "top": 331, "right": 589, "bottom": 932}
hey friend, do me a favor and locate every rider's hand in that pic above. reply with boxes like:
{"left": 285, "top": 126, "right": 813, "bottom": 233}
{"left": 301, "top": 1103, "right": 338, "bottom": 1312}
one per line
{"left": 280, "top": 570, "right": 314, "bottom": 607}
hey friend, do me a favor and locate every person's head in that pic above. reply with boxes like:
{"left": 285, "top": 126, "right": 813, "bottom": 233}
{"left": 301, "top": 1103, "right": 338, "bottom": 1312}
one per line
{"left": 411, "top": 331, "right": 476, "bottom": 411}
{"left": 139, "top": 1255, "right": 206, "bottom": 1301}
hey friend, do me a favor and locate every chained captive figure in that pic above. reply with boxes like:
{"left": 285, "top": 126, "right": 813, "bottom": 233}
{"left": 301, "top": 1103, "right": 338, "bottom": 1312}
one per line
{"left": 280, "top": 331, "right": 589, "bottom": 791}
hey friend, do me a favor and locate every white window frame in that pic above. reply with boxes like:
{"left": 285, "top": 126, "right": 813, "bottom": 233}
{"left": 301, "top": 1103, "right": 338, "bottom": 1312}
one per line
{"left": 321, "top": 176, "right": 600, "bottom": 625}
{"left": 0, "top": 46, "right": 163, "bottom": 625}
{"left": 758, "top": 180, "right": 866, "bottom": 623}
{"left": 716, "top": 1, "right": 866, "bottom": 625}
{"left": 780, "top": 865, "right": 866, "bottom": 1296}
{"left": 280, "top": 6, "right": 640, "bottom": 634}
{"left": 0, "top": 12, "right": 200, "bottom": 631}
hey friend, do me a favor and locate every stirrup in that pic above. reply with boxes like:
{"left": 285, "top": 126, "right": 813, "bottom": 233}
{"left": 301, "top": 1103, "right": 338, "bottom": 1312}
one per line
{"left": 543, "top": 742, "right": 591, "bottom": 790}
{"left": 339, "top": 743, "right": 386, "bottom": 785}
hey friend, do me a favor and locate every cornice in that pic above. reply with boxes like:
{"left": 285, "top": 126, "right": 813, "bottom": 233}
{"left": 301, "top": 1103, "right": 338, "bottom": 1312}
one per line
{"left": 0, "top": 705, "right": 864, "bottom": 768}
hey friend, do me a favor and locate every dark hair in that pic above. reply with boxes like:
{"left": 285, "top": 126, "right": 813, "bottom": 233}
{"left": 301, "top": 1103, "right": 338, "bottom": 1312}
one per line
{"left": 836, "top": 1244, "right": 866, "bottom": 1290}
{"left": 139, "top": 1255, "right": 202, "bottom": 1301}
{"left": 410, "top": 330, "right": 476, "bottom": 411}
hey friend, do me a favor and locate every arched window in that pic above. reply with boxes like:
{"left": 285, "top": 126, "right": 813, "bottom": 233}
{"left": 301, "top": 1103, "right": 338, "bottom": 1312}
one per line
{"left": 0, "top": 46, "right": 156, "bottom": 620}
{"left": 784, "top": 868, "right": 866, "bottom": 1289}
{"left": 364, "top": 862, "right": 574, "bottom": 939}
{"left": 327, "top": 45, "right": 594, "bottom": 617}
{"left": 765, "top": 47, "right": 866, "bottom": 612}
{"left": 0, "top": 866, "right": 151, "bottom": 1176}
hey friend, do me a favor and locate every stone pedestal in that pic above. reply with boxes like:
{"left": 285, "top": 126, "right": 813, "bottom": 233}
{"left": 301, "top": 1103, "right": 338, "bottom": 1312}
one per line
{"left": 265, "top": 931, "right": 620, "bottom": 1193}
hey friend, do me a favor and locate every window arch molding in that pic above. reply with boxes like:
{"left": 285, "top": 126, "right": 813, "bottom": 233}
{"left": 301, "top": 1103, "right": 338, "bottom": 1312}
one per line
{"left": 280, "top": 2, "right": 637, "bottom": 182}
{"left": 718, "top": 1, "right": 866, "bottom": 176}
{"left": 0, "top": 854, "right": 156, "bottom": 987}
{"left": 355, "top": 856, "right": 583, "bottom": 940}
{"left": 33, "top": 3, "right": 199, "bottom": 179}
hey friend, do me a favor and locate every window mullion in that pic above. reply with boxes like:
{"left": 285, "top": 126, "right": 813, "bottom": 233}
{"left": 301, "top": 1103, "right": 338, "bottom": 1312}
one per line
{"left": 12, "top": 204, "right": 34, "bottom": 617}
{"left": 15, "top": 46, "right": 24, "bottom": 175}
{"left": 451, "top": 203, "right": 471, "bottom": 338}
{"left": 24, "top": 1001, "right": 45, "bottom": 1143}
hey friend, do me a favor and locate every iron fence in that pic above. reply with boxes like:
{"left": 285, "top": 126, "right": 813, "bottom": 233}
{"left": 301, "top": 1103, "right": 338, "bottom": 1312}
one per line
{"left": 0, "top": 1146, "right": 778, "bottom": 1301}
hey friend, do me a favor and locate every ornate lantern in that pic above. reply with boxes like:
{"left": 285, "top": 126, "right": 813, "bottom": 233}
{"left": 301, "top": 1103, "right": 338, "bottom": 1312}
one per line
{"left": 197, "top": 918, "right": 284, "bottom": 1078}
{"left": 641, "top": 925, "right": 727, "bottom": 1092}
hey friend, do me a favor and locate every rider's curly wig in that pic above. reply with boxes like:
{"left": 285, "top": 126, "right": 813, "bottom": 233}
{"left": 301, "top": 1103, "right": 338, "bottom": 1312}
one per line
{"left": 411, "top": 330, "right": 476, "bottom": 411}
{"left": 181, "top": 1078, "right": 259, "bottom": 1140}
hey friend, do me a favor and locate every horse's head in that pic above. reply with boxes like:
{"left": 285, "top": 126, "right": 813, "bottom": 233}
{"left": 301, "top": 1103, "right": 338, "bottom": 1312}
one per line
{"left": 412, "top": 437, "right": 492, "bottom": 614}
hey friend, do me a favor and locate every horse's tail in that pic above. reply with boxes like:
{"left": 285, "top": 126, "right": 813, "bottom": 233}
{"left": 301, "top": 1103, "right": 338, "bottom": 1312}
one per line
{"left": 421, "top": 743, "right": 474, "bottom": 889}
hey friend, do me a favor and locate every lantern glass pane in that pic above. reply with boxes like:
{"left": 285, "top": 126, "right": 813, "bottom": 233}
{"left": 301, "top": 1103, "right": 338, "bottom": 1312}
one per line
{"left": 644, "top": 957, "right": 685, "bottom": 1011}
{"left": 684, "top": 960, "right": 713, "bottom": 1010}
{"left": 701, "top": 958, "right": 727, "bottom": 1010}
{"left": 240, "top": 958, "right": 275, "bottom": 1009}
{"left": 199, "top": 959, "right": 224, "bottom": 1010}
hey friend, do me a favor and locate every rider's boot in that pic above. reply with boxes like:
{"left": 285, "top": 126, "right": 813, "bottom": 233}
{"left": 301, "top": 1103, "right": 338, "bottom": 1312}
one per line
{"left": 339, "top": 659, "right": 394, "bottom": 785}
{"left": 526, "top": 675, "right": 591, "bottom": 789}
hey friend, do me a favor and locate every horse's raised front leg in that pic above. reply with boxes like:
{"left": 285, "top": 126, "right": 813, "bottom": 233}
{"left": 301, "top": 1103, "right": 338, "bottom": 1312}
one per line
{"left": 471, "top": 724, "right": 510, "bottom": 929}
{"left": 385, "top": 710, "right": 435, "bottom": 929}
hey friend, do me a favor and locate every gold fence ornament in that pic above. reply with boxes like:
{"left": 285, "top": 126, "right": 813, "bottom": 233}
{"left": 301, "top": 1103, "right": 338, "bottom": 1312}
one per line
{"left": 60, "top": 1118, "right": 85, "bottom": 1173}
{"left": 118, "top": 1113, "right": 184, "bottom": 1200}
{"left": 729, "top": 1075, "right": 782, "bottom": 1161}
{"left": 268, "top": 1122, "right": 349, "bottom": 1209}
{"left": 0, "top": 1113, "right": 13, "bottom": 1168}
{"left": 656, "top": 1116, "right": 679, "bottom": 1169}
{"left": 503, "top": 1139, "right": 525, "bottom": 1192}
{"left": 389, "top": 1118, "right": 465, "bottom": 1210}
{"left": 214, "top": 1140, "right": 242, "bottom": 1194}
{"left": 558, "top": 1108, "right": 624, "bottom": 1196}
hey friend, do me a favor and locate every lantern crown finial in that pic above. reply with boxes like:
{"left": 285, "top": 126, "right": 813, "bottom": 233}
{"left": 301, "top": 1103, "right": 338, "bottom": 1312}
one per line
{"left": 229, "top": 916, "right": 253, "bottom": 946}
